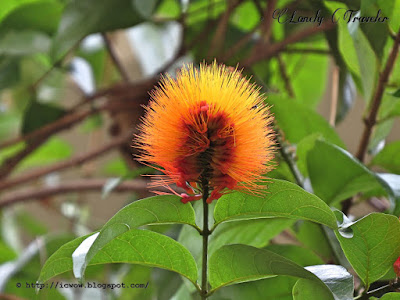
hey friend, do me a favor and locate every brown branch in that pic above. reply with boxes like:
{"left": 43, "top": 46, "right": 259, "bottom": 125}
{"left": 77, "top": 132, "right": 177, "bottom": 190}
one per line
{"left": 358, "top": 281, "right": 400, "bottom": 300}
{"left": 0, "top": 133, "right": 131, "bottom": 192}
{"left": 242, "top": 21, "right": 336, "bottom": 67}
{"left": 355, "top": 29, "right": 400, "bottom": 162}
{"left": 282, "top": 48, "right": 331, "bottom": 55}
{"left": 102, "top": 33, "right": 130, "bottom": 82}
{"left": 329, "top": 65, "right": 339, "bottom": 126}
{"left": 207, "top": 0, "right": 241, "bottom": 59}
{"left": 0, "top": 106, "right": 107, "bottom": 180}
{"left": 0, "top": 179, "right": 167, "bottom": 209}
{"left": 0, "top": 106, "right": 103, "bottom": 150}
{"left": 276, "top": 55, "right": 295, "bottom": 98}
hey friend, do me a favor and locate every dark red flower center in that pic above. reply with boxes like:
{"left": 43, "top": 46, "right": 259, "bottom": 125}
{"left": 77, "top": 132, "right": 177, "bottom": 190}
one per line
{"left": 174, "top": 101, "right": 237, "bottom": 190}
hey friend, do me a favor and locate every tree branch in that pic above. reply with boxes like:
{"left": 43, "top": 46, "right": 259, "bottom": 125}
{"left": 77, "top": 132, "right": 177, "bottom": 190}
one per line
{"left": 0, "top": 179, "right": 164, "bottom": 209}
{"left": 102, "top": 33, "right": 130, "bottom": 82}
{"left": 207, "top": 0, "right": 241, "bottom": 59}
{"left": 355, "top": 29, "right": 400, "bottom": 162}
{"left": 242, "top": 21, "right": 335, "bottom": 67}
{"left": 276, "top": 55, "right": 295, "bottom": 98}
{"left": 0, "top": 133, "right": 131, "bottom": 192}
{"left": 358, "top": 281, "right": 400, "bottom": 300}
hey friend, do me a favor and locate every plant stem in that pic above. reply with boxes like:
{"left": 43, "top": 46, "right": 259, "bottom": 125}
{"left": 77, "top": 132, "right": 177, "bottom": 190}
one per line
{"left": 201, "top": 181, "right": 210, "bottom": 299}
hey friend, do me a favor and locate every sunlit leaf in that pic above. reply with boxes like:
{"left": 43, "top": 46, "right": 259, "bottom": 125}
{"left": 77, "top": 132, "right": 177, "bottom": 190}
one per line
{"left": 335, "top": 213, "right": 400, "bottom": 288}
{"left": 208, "top": 244, "right": 333, "bottom": 299}
{"left": 38, "top": 229, "right": 199, "bottom": 286}
{"left": 307, "top": 140, "right": 383, "bottom": 205}
{"left": 213, "top": 179, "right": 337, "bottom": 229}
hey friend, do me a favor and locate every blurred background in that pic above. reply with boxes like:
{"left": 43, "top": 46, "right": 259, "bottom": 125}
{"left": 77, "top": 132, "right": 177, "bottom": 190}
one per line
{"left": 0, "top": 0, "right": 399, "bottom": 299}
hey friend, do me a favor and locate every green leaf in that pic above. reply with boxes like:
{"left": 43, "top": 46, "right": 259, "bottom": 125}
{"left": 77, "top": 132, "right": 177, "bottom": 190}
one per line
{"left": 208, "top": 244, "right": 333, "bottom": 299}
{"left": 326, "top": 2, "right": 378, "bottom": 102}
{"left": 19, "top": 137, "right": 72, "bottom": 169}
{"left": 266, "top": 96, "right": 345, "bottom": 147}
{"left": 336, "top": 70, "right": 356, "bottom": 123}
{"left": 38, "top": 229, "right": 199, "bottom": 285}
{"left": 22, "top": 100, "right": 66, "bottom": 134}
{"left": 210, "top": 218, "right": 294, "bottom": 257}
{"left": 292, "top": 278, "right": 335, "bottom": 300}
{"left": 0, "top": 57, "right": 20, "bottom": 89}
{"left": 335, "top": 213, "right": 400, "bottom": 288}
{"left": 132, "top": 0, "right": 159, "bottom": 19}
{"left": 156, "top": 0, "right": 180, "bottom": 18}
{"left": 210, "top": 277, "right": 297, "bottom": 300}
{"left": 307, "top": 140, "right": 383, "bottom": 205}
{"left": 76, "top": 195, "right": 198, "bottom": 279}
{"left": 51, "top": 0, "right": 144, "bottom": 60}
{"left": 291, "top": 221, "right": 334, "bottom": 262}
{"left": 213, "top": 179, "right": 337, "bottom": 229}
{"left": 372, "top": 141, "right": 400, "bottom": 174}
{"left": 379, "top": 293, "right": 400, "bottom": 300}
{"left": 360, "top": 0, "right": 392, "bottom": 59}
{"left": 279, "top": 42, "right": 329, "bottom": 108}
{"left": 0, "top": 240, "right": 17, "bottom": 264}
{"left": 266, "top": 245, "right": 324, "bottom": 267}
{"left": 0, "top": 1, "right": 63, "bottom": 35}
{"left": 0, "top": 0, "right": 41, "bottom": 23}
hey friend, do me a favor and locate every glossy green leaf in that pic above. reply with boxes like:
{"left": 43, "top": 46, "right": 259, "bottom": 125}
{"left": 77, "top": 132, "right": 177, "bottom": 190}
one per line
{"left": 307, "top": 140, "right": 383, "bottom": 205}
{"left": 335, "top": 213, "right": 400, "bottom": 288}
{"left": 210, "top": 277, "right": 297, "bottom": 300}
{"left": 210, "top": 218, "right": 293, "bottom": 256}
{"left": 77, "top": 195, "right": 198, "bottom": 279}
{"left": 0, "top": 1, "right": 63, "bottom": 35}
{"left": 292, "top": 278, "right": 335, "bottom": 300}
{"left": 379, "top": 293, "right": 400, "bottom": 300}
{"left": 208, "top": 244, "right": 333, "bottom": 299}
{"left": 359, "top": 0, "right": 392, "bottom": 59}
{"left": 51, "top": 0, "right": 144, "bottom": 60}
{"left": 372, "top": 141, "right": 400, "bottom": 174}
{"left": 0, "top": 0, "right": 40, "bottom": 23}
{"left": 266, "top": 96, "right": 345, "bottom": 147}
{"left": 266, "top": 245, "right": 324, "bottom": 267}
{"left": 38, "top": 229, "right": 198, "bottom": 285}
{"left": 213, "top": 179, "right": 337, "bottom": 229}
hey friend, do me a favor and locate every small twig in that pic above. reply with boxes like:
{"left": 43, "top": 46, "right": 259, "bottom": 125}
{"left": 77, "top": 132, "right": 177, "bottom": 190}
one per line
{"left": 355, "top": 29, "right": 400, "bottom": 162}
{"left": 0, "top": 133, "right": 131, "bottom": 192}
{"left": 276, "top": 55, "right": 295, "bottom": 98}
{"left": 0, "top": 106, "right": 104, "bottom": 150}
{"left": 102, "top": 33, "right": 130, "bottom": 82}
{"left": 357, "top": 281, "right": 400, "bottom": 300}
{"left": 329, "top": 65, "right": 339, "bottom": 126}
{"left": 242, "top": 21, "right": 335, "bottom": 67}
{"left": 0, "top": 179, "right": 162, "bottom": 209}
{"left": 207, "top": 0, "right": 241, "bottom": 59}
{"left": 283, "top": 48, "right": 331, "bottom": 55}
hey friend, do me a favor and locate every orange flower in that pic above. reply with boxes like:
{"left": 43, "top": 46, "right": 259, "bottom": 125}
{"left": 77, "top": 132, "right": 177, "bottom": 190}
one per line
{"left": 135, "top": 62, "right": 276, "bottom": 203}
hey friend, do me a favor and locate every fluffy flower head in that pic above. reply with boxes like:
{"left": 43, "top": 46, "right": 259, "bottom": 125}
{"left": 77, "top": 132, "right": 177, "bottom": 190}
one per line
{"left": 136, "top": 62, "right": 275, "bottom": 203}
